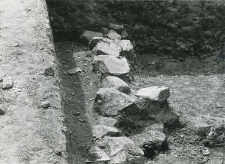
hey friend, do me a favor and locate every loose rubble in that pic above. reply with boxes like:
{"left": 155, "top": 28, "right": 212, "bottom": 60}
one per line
{"left": 78, "top": 24, "right": 178, "bottom": 164}
{"left": 80, "top": 30, "right": 103, "bottom": 44}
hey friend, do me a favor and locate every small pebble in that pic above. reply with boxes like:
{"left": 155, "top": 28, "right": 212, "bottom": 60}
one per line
{"left": 67, "top": 67, "right": 82, "bottom": 75}
{"left": 44, "top": 67, "right": 55, "bottom": 76}
{"left": 0, "top": 108, "right": 5, "bottom": 115}
{"left": 13, "top": 42, "right": 19, "bottom": 47}
{"left": 202, "top": 148, "right": 210, "bottom": 156}
{"left": 2, "top": 77, "right": 14, "bottom": 89}
{"left": 41, "top": 101, "right": 51, "bottom": 109}
{"left": 73, "top": 112, "right": 80, "bottom": 116}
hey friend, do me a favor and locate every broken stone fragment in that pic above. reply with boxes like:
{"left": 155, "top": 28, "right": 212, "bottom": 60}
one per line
{"left": 108, "top": 23, "right": 124, "bottom": 31}
{"left": 135, "top": 86, "right": 170, "bottom": 102}
{"left": 44, "top": 67, "right": 55, "bottom": 77}
{"left": 121, "top": 31, "right": 129, "bottom": 39}
{"left": 67, "top": 67, "right": 82, "bottom": 75}
{"left": 86, "top": 146, "right": 110, "bottom": 163}
{"left": 98, "top": 116, "right": 118, "bottom": 127}
{"left": 94, "top": 88, "right": 135, "bottom": 116}
{"left": 107, "top": 30, "right": 121, "bottom": 40}
{"left": 0, "top": 108, "right": 5, "bottom": 115}
{"left": 93, "top": 42, "right": 121, "bottom": 57}
{"left": 2, "top": 77, "right": 14, "bottom": 89}
{"left": 88, "top": 37, "right": 112, "bottom": 50}
{"left": 114, "top": 40, "right": 133, "bottom": 52}
{"left": 131, "top": 123, "right": 167, "bottom": 157}
{"left": 101, "top": 136, "right": 144, "bottom": 164}
{"left": 80, "top": 30, "right": 103, "bottom": 44}
{"left": 93, "top": 55, "right": 130, "bottom": 76}
{"left": 41, "top": 101, "right": 50, "bottom": 109}
{"left": 92, "top": 125, "right": 121, "bottom": 139}
{"left": 101, "top": 76, "right": 130, "bottom": 94}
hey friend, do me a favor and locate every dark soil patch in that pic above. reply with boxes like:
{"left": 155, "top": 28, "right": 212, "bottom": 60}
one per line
{"left": 55, "top": 42, "right": 94, "bottom": 164}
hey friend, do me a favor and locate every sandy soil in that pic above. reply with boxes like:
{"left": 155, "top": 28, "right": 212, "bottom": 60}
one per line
{"left": 0, "top": 1, "right": 67, "bottom": 164}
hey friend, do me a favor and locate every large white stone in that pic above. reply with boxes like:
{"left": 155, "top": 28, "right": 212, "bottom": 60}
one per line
{"left": 94, "top": 88, "right": 135, "bottom": 116}
{"left": 93, "top": 42, "right": 122, "bottom": 57}
{"left": 114, "top": 40, "right": 133, "bottom": 51}
{"left": 93, "top": 55, "right": 130, "bottom": 76}
{"left": 107, "top": 30, "right": 121, "bottom": 40}
{"left": 135, "top": 86, "right": 170, "bottom": 102}
{"left": 101, "top": 76, "right": 130, "bottom": 94}
{"left": 92, "top": 125, "right": 121, "bottom": 139}
{"left": 2, "top": 77, "right": 14, "bottom": 89}
{"left": 89, "top": 37, "right": 113, "bottom": 50}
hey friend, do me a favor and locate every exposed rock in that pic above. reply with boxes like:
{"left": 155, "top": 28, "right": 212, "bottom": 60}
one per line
{"left": 107, "top": 30, "right": 121, "bottom": 40}
{"left": 114, "top": 40, "right": 133, "bottom": 52}
{"left": 80, "top": 30, "right": 103, "bottom": 44}
{"left": 121, "top": 31, "right": 129, "bottom": 39}
{"left": 94, "top": 88, "right": 135, "bottom": 116}
{"left": 101, "top": 76, "right": 130, "bottom": 94}
{"left": 67, "top": 67, "right": 82, "bottom": 75}
{"left": 2, "top": 77, "right": 14, "bottom": 89}
{"left": 98, "top": 116, "right": 118, "bottom": 127}
{"left": 93, "top": 42, "right": 122, "bottom": 57}
{"left": 131, "top": 123, "right": 167, "bottom": 157}
{"left": 101, "top": 137, "right": 144, "bottom": 164}
{"left": 93, "top": 55, "right": 130, "bottom": 76}
{"left": 135, "top": 86, "right": 170, "bottom": 102}
{"left": 108, "top": 23, "right": 124, "bottom": 32}
{"left": 44, "top": 67, "right": 55, "bottom": 77}
{"left": 0, "top": 108, "right": 5, "bottom": 115}
{"left": 92, "top": 125, "right": 121, "bottom": 139}
{"left": 86, "top": 146, "right": 110, "bottom": 163}
{"left": 89, "top": 37, "right": 112, "bottom": 50}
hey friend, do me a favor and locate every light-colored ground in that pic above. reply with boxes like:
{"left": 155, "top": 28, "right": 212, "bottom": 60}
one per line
{"left": 0, "top": 0, "right": 67, "bottom": 164}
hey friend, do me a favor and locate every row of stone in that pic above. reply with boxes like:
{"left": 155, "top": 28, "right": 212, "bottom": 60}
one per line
{"left": 81, "top": 24, "right": 172, "bottom": 163}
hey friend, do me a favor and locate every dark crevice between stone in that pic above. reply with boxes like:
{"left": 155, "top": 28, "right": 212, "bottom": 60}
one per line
{"left": 55, "top": 42, "right": 94, "bottom": 164}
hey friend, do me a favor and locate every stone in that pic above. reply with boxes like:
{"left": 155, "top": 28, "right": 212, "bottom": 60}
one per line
{"left": 86, "top": 146, "right": 110, "bottom": 163}
{"left": 107, "top": 30, "right": 121, "bottom": 40}
{"left": 94, "top": 88, "right": 135, "bottom": 116}
{"left": 135, "top": 86, "right": 170, "bottom": 102}
{"left": 67, "top": 67, "right": 82, "bottom": 75}
{"left": 88, "top": 37, "right": 112, "bottom": 50}
{"left": 93, "top": 55, "right": 130, "bottom": 76}
{"left": 98, "top": 116, "right": 118, "bottom": 127}
{"left": 102, "top": 137, "right": 144, "bottom": 164}
{"left": 92, "top": 125, "right": 121, "bottom": 139}
{"left": 101, "top": 76, "right": 130, "bottom": 94}
{"left": 108, "top": 23, "right": 124, "bottom": 31}
{"left": 41, "top": 101, "right": 50, "bottom": 109}
{"left": 121, "top": 31, "right": 129, "bottom": 39}
{"left": 2, "top": 77, "right": 14, "bottom": 89}
{"left": 79, "top": 30, "right": 103, "bottom": 44}
{"left": 93, "top": 42, "right": 122, "bottom": 57}
{"left": 131, "top": 123, "right": 166, "bottom": 148}
{"left": 114, "top": 40, "right": 133, "bottom": 52}
{"left": 0, "top": 108, "right": 5, "bottom": 115}
{"left": 44, "top": 67, "right": 54, "bottom": 77}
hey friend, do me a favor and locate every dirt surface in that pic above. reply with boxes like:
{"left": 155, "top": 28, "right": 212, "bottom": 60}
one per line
{"left": 0, "top": 1, "right": 67, "bottom": 164}
{"left": 55, "top": 42, "right": 96, "bottom": 164}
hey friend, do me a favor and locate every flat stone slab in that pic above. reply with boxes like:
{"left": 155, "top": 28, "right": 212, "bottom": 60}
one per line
{"left": 80, "top": 30, "right": 103, "bottom": 44}
{"left": 98, "top": 116, "right": 118, "bottom": 127}
{"left": 92, "top": 125, "right": 121, "bottom": 139}
{"left": 93, "top": 42, "right": 122, "bottom": 57}
{"left": 135, "top": 86, "right": 170, "bottom": 102}
{"left": 94, "top": 88, "right": 135, "bottom": 116}
{"left": 108, "top": 23, "right": 124, "bottom": 31}
{"left": 101, "top": 76, "right": 130, "bottom": 94}
{"left": 93, "top": 55, "right": 130, "bottom": 76}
